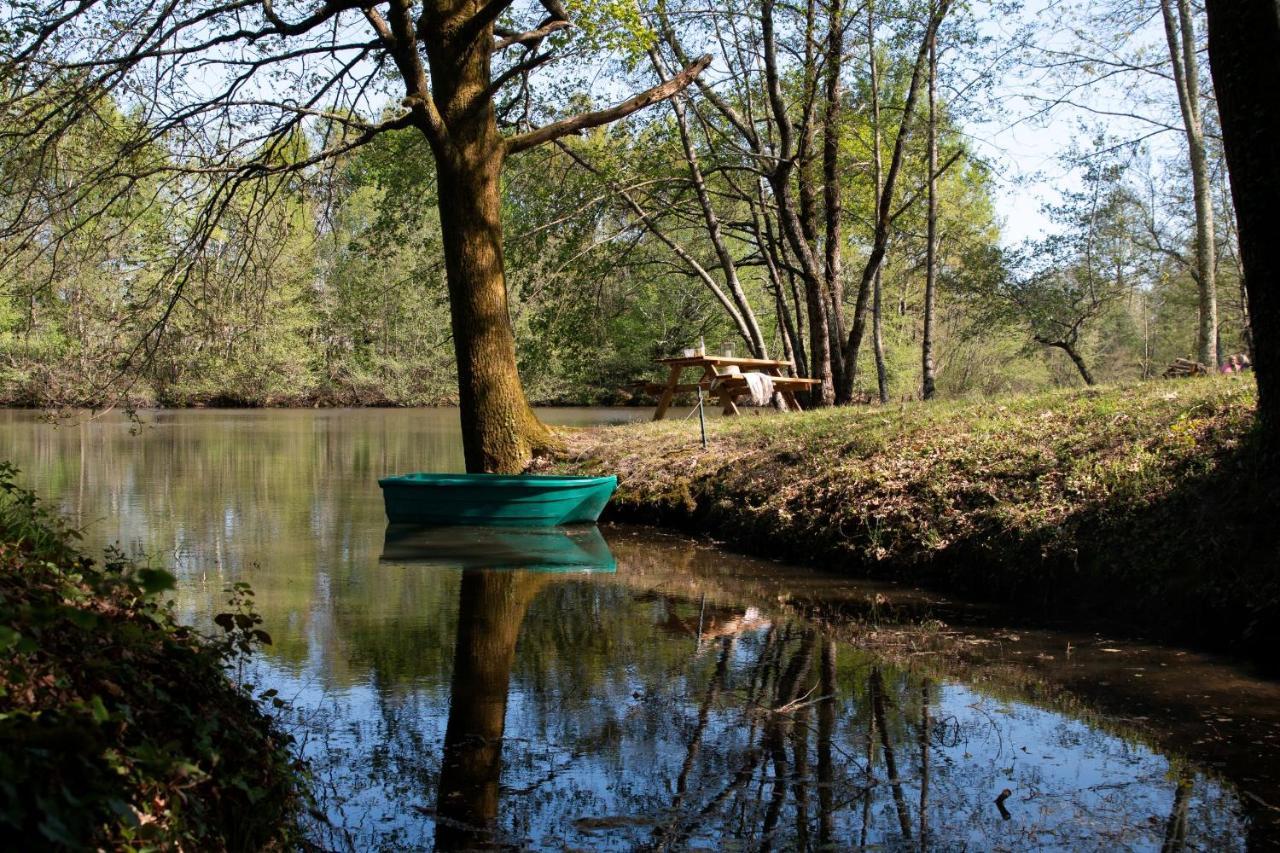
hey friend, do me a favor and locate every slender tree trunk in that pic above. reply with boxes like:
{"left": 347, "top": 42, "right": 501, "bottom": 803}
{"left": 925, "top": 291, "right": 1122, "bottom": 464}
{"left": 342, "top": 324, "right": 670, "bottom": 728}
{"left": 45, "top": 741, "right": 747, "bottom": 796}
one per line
{"left": 870, "top": 668, "right": 912, "bottom": 841}
{"left": 860, "top": 675, "right": 875, "bottom": 848}
{"left": 775, "top": 179, "right": 834, "bottom": 409}
{"left": 1161, "top": 771, "right": 1192, "bottom": 853}
{"left": 1204, "top": 0, "right": 1279, "bottom": 463}
{"left": 658, "top": 54, "right": 769, "bottom": 358}
{"left": 763, "top": 0, "right": 834, "bottom": 406}
{"left": 873, "top": 269, "right": 890, "bottom": 403}
{"left": 790, "top": 703, "right": 811, "bottom": 851}
{"left": 560, "top": 143, "right": 758, "bottom": 350}
{"left": 773, "top": 172, "right": 833, "bottom": 408}
{"left": 774, "top": 287, "right": 799, "bottom": 375}
{"left": 869, "top": 0, "right": 890, "bottom": 404}
{"left": 1221, "top": 185, "right": 1255, "bottom": 358}
{"left": 921, "top": 23, "right": 940, "bottom": 400}
{"left": 1160, "top": 0, "right": 1218, "bottom": 367}
{"left": 919, "top": 680, "right": 930, "bottom": 847}
{"left": 762, "top": 188, "right": 810, "bottom": 377}
{"left": 667, "top": 636, "right": 730, "bottom": 819}
{"left": 816, "top": 639, "right": 836, "bottom": 848}
{"left": 754, "top": 195, "right": 804, "bottom": 374}
{"left": 1044, "top": 339, "right": 1096, "bottom": 385}
{"left": 838, "top": 0, "right": 951, "bottom": 404}
{"left": 1241, "top": 273, "right": 1255, "bottom": 359}
{"left": 822, "top": 0, "right": 847, "bottom": 393}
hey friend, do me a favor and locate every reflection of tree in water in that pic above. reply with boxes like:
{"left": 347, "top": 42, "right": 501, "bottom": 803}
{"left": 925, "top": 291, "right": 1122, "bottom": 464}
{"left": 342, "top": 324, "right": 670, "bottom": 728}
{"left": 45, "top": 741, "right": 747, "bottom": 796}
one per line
{"left": 285, "top": 578, "right": 1247, "bottom": 851}
{"left": 6, "top": 414, "right": 1265, "bottom": 848}
{"left": 435, "top": 569, "right": 549, "bottom": 850}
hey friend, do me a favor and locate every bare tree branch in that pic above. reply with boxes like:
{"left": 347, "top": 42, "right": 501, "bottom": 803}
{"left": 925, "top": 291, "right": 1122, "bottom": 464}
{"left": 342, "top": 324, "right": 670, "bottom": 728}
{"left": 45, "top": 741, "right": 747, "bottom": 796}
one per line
{"left": 506, "top": 54, "right": 712, "bottom": 154}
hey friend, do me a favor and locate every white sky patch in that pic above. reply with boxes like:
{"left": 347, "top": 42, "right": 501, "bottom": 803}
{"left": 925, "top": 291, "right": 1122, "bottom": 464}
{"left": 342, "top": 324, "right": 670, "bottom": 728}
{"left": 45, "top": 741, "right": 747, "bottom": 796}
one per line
{"left": 962, "top": 0, "right": 1195, "bottom": 247}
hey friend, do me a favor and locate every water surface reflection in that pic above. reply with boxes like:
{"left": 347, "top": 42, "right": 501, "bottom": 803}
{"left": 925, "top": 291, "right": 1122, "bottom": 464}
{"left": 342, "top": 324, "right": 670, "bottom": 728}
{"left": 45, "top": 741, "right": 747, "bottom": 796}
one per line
{"left": 310, "top": 529, "right": 1248, "bottom": 850}
{"left": 0, "top": 408, "right": 1275, "bottom": 849}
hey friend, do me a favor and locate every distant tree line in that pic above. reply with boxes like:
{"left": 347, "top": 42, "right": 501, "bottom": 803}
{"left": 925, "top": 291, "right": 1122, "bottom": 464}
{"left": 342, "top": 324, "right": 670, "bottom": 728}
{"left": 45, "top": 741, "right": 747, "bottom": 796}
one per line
{"left": 0, "top": 0, "right": 1253, "bottom": 414}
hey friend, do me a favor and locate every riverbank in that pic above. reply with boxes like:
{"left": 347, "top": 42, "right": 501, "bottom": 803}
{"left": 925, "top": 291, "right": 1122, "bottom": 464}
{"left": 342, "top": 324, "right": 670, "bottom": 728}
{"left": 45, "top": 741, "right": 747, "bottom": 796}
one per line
{"left": 557, "top": 376, "right": 1279, "bottom": 662}
{"left": 0, "top": 383, "right": 646, "bottom": 409}
{"left": 0, "top": 463, "right": 305, "bottom": 848}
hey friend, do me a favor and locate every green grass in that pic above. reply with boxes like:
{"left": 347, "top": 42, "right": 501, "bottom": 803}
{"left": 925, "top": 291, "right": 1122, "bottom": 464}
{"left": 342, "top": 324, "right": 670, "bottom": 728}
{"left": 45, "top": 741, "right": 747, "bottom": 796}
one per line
{"left": 559, "top": 376, "right": 1279, "bottom": 660}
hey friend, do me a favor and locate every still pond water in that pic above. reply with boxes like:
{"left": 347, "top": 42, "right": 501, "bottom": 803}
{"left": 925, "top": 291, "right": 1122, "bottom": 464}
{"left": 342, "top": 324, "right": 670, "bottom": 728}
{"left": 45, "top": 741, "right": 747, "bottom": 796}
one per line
{"left": 3, "top": 408, "right": 1280, "bottom": 851}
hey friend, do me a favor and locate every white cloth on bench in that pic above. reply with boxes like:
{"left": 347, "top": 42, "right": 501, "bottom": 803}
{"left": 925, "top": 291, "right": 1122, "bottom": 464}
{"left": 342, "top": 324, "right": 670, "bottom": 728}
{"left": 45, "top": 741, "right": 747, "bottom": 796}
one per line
{"left": 741, "top": 371, "right": 776, "bottom": 407}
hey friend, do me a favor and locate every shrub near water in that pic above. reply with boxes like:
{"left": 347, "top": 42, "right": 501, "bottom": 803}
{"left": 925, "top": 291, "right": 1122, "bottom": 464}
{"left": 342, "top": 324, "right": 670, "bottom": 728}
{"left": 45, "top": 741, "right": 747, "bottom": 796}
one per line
{"left": 0, "top": 462, "right": 305, "bottom": 849}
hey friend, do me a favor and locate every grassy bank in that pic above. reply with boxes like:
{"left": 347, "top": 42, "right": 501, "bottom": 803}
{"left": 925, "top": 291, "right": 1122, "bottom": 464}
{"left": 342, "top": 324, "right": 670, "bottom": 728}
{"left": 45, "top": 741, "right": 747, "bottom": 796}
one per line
{"left": 558, "top": 376, "right": 1279, "bottom": 659}
{"left": 0, "top": 463, "right": 306, "bottom": 848}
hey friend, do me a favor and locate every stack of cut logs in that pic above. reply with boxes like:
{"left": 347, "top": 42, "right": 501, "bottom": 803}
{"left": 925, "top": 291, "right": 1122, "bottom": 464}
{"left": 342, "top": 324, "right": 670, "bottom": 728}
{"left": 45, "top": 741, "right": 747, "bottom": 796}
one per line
{"left": 1163, "top": 357, "right": 1209, "bottom": 378}
{"left": 1162, "top": 354, "right": 1253, "bottom": 378}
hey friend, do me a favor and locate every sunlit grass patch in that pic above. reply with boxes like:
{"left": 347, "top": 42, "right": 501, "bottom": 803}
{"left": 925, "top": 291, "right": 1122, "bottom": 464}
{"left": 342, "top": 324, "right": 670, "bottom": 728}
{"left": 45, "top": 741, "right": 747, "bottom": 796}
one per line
{"left": 560, "top": 376, "right": 1275, "bottom": 658}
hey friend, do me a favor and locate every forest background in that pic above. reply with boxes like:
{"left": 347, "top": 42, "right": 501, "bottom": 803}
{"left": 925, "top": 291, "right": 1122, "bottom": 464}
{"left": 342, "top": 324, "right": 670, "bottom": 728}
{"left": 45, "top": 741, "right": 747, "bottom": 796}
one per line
{"left": 0, "top": 0, "right": 1250, "bottom": 408}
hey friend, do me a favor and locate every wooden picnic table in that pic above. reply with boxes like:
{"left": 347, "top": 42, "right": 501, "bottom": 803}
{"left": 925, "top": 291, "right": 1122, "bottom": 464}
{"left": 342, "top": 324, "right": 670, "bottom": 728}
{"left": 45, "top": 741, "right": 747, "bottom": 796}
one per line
{"left": 648, "top": 355, "right": 820, "bottom": 420}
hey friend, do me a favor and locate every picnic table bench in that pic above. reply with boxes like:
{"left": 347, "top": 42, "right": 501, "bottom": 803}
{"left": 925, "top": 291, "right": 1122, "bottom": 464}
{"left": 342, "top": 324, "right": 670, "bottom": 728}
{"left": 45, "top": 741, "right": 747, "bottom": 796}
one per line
{"left": 647, "top": 355, "right": 820, "bottom": 420}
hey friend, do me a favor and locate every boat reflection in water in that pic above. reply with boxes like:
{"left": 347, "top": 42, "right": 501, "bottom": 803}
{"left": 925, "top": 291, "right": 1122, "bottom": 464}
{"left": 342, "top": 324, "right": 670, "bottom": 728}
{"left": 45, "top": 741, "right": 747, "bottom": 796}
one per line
{"left": 381, "top": 524, "right": 616, "bottom": 849}
{"left": 381, "top": 524, "right": 616, "bottom": 573}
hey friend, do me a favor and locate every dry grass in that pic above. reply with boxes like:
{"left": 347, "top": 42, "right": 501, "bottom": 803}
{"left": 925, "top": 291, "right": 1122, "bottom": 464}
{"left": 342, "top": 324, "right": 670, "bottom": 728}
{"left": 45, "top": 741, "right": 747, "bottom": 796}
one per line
{"left": 558, "top": 376, "right": 1279, "bottom": 657}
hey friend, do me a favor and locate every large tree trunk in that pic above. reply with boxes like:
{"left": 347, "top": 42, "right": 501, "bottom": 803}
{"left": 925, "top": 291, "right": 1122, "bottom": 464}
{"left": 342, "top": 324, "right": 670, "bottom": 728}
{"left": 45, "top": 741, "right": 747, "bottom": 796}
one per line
{"left": 425, "top": 13, "right": 556, "bottom": 474}
{"left": 435, "top": 152, "right": 555, "bottom": 473}
{"left": 1204, "top": 0, "right": 1280, "bottom": 460}
{"left": 921, "top": 26, "right": 940, "bottom": 401}
{"left": 1160, "top": 0, "right": 1218, "bottom": 368}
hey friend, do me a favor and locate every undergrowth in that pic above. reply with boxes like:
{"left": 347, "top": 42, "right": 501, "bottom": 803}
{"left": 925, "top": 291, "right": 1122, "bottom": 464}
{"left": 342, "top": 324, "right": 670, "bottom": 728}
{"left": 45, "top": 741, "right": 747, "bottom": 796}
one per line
{"left": 0, "top": 461, "right": 308, "bottom": 849}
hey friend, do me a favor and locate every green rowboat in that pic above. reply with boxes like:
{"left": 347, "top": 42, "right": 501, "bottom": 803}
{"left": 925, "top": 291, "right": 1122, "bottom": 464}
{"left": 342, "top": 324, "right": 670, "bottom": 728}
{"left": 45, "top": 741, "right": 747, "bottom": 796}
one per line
{"left": 377, "top": 472, "right": 618, "bottom": 526}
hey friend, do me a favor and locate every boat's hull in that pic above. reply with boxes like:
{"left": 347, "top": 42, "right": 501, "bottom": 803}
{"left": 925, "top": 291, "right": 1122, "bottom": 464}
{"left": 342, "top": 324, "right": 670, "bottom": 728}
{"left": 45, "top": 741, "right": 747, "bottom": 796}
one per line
{"left": 378, "top": 473, "right": 618, "bottom": 526}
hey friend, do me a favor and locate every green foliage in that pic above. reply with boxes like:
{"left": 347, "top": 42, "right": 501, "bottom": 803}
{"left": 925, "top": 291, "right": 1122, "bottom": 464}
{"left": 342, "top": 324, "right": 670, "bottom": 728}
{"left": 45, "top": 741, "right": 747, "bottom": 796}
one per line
{"left": 563, "top": 0, "right": 656, "bottom": 59}
{"left": 0, "top": 463, "right": 306, "bottom": 849}
{"left": 0, "top": 49, "right": 1247, "bottom": 409}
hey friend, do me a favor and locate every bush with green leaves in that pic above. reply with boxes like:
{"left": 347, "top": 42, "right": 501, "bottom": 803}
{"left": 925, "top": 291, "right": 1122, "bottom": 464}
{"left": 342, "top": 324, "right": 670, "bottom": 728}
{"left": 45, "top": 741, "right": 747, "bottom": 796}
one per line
{"left": 0, "top": 461, "right": 307, "bottom": 849}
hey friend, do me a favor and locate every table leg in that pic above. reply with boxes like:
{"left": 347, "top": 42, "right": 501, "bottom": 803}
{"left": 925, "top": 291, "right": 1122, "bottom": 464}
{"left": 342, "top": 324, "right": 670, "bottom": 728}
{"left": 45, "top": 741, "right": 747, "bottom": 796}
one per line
{"left": 717, "top": 385, "right": 740, "bottom": 416}
{"left": 763, "top": 366, "right": 794, "bottom": 412}
{"left": 652, "top": 365, "right": 682, "bottom": 421}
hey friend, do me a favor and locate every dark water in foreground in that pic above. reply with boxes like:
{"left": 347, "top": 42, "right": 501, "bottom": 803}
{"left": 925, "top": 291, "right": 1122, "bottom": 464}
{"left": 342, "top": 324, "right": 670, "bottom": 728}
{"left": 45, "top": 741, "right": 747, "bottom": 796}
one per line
{"left": 3, "top": 409, "right": 1279, "bottom": 850}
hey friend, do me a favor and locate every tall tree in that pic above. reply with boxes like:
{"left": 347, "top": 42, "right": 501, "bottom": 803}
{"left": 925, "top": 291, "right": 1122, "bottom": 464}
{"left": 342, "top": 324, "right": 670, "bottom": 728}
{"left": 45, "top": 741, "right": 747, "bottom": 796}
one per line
{"left": 0, "top": 0, "right": 709, "bottom": 472}
{"left": 868, "top": 0, "right": 891, "bottom": 404}
{"left": 980, "top": 151, "right": 1140, "bottom": 386}
{"left": 821, "top": 0, "right": 846, "bottom": 396}
{"left": 1204, "top": 0, "right": 1280, "bottom": 460}
{"left": 921, "top": 12, "right": 940, "bottom": 400}
{"left": 1159, "top": 0, "right": 1218, "bottom": 368}
{"left": 1022, "top": 0, "right": 1223, "bottom": 368}
{"left": 837, "top": 0, "right": 952, "bottom": 404}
